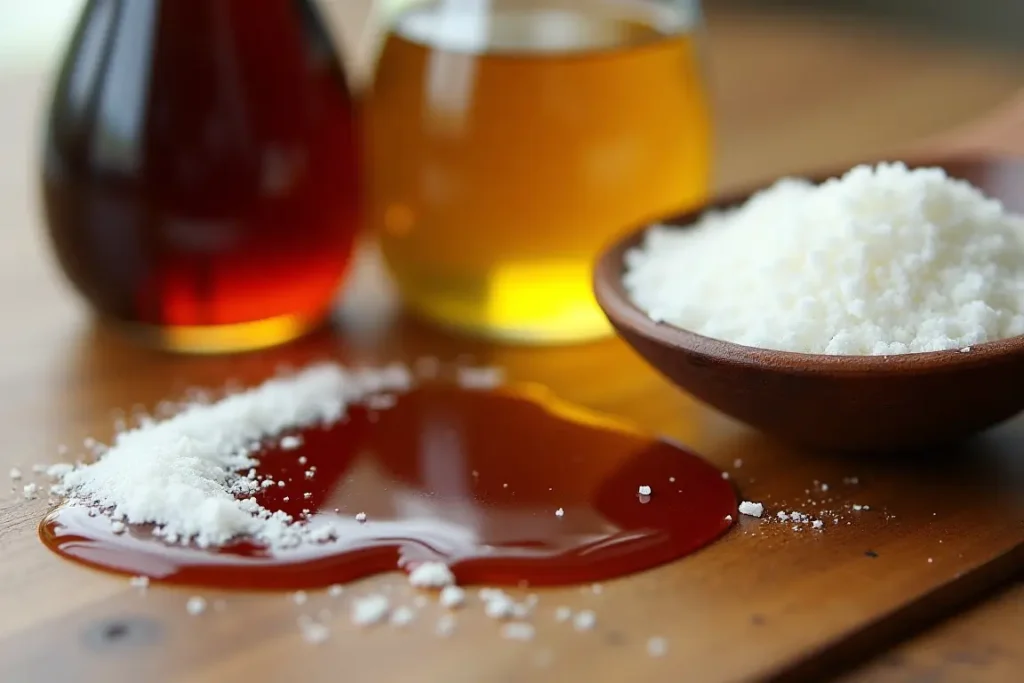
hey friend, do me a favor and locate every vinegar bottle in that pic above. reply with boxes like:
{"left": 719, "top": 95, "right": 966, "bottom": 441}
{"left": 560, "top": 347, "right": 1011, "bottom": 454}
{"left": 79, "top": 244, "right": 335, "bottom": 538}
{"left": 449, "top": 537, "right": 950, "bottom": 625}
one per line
{"left": 40, "top": 0, "right": 362, "bottom": 353}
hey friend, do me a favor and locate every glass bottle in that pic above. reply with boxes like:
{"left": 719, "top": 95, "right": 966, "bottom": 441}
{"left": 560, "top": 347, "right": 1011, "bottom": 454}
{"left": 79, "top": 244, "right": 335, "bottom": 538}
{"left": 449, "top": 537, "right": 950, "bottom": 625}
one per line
{"left": 40, "top": 0, "right": 362, "bottom": 353}
{"left": 364, "top": 0, "right": 711, "bottom": 344}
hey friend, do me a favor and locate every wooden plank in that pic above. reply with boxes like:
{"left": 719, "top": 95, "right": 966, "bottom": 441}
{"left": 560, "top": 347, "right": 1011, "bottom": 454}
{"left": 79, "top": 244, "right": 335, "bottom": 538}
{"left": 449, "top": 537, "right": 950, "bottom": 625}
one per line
{"left": 0, "top": 4, "right": 1022, "bottom": 683}
{"left": 842, "top": 581, "right": 1024, "bottom": 683}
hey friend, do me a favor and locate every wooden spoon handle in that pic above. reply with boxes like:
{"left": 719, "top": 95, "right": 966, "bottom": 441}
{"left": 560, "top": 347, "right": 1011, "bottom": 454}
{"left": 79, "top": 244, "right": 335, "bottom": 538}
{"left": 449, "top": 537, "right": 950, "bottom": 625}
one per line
{"left": 920, "top": 90, "right": 1024, "bottom": 155}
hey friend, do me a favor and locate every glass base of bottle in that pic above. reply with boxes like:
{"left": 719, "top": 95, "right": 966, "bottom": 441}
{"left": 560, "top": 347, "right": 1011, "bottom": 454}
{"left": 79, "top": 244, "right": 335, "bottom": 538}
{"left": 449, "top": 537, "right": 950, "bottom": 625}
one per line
{"left": 107, "top": 311, "right": 328, "bottom": 355}
{"left": 390, "top": 261, "right": 615, "bottom": 345}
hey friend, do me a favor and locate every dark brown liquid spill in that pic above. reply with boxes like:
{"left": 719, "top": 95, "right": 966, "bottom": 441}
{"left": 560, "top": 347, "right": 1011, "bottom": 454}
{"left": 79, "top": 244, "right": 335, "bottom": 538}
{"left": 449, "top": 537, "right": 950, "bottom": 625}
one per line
{"left": 40, "top": 385, "right": 736, "bottom": 590}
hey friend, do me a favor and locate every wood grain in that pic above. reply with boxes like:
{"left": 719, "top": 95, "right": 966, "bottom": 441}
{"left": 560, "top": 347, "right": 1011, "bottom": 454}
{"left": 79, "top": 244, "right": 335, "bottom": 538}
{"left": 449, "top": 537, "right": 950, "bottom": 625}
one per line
{"left": 0, "top": 3, "right": 1022, "bottom": 683}
{"left": 842, "top": 582, "right": 1024, "bottom": 683}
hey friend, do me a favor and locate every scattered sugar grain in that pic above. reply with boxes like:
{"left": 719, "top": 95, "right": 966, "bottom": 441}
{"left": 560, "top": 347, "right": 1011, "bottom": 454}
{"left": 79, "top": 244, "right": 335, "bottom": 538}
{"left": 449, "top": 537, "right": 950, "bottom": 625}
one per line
{"left": 479, "top": 588, "right": 503, "bottom": 600}
{"left": 186, "top": 596, "right": 207, "bottom": 616}
{"left": 292, "top": 591, "right": 308, "bottom": 605}
{"left": 110, "top": 520, "right": 126, "bottom": 534}
{"left": 129, "top": 575, "right": 150, "bottom": 589}
{"left": 23, "top": 483, "right": 40, "bottom": 500}
{"left": 733, "top": 459, "right": 743, "bottom": 468}
{"left": 408, "top": 561, "right": 455, "bottom": 588}
{"left": 351, "top": 594, "right": 390, "bottom": 626}
{"left": 355, "top": 512, "right": 367, "bottom": 523}
{"left": 280, "top": 435, "right": 302, "bottom": 450}
{"left": 298, "top": 616, "right": 330, "bottom": 644}
{"left": 647, "top": 636, "right": 668, "bottom": 658}
{"left": 436, "top": 614, "right": 457, "bottom": 637}
{"left": 638, "top": 485, "right": 652, "bottom": 496}
{"left": 738, "top": 501, "right": 764, "bottom": 518}
{"left": 390, "top": 606, "right": 416, "bottom": 627}
{"left": 555, "top": 507, "right": 564, "bottom": 517}
{"left": 573, "top": 610, "right": 597, "bottom": 631}
{"left": 725, "top": 514, "right": 733, "bottom": 522}
{"left": 512, "top": 601, "right": 533, "bottom": 619}
{"left": 502, "top": 622, "right": 535, "bottom": 641}
{"left": 456, "top": 366, "right": 504, "bottom": 389}
{"left": 439, "top": 585, "right": 466, "bottom": 609}
{"left": 592, "top": 583, "right": 603, "bottom": 595}
{"left": 9, "top": 467, "right": 22, "bottom": 480}
{"left": 812, "top": 520, "right": 824, "bottom": 529}
{"left": 554, "top": 606, "right": 572, "bottom": 622}
{"left": 721, "top": 472, "right": 730, "bottom": 480}
{"left": 367, "top": 393, "right": 398, "bottom": 411}
{"left": 483, "top": 591, "right": 516, "bottom": 619}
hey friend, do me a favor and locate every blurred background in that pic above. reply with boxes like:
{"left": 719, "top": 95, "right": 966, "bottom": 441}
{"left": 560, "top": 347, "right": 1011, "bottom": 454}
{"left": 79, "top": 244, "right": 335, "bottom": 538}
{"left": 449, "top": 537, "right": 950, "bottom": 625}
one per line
{"left": 2, "top": 0, "right": 1020, "bottom": 195}
{"left": 4, "top": 0, "right": 1022, "bottom": 66}
{"left": 724, "top": 0, "right": 1024, "bottom": 51}
{"left": 2, "top": 0, "right": 1022, "bottom": 341}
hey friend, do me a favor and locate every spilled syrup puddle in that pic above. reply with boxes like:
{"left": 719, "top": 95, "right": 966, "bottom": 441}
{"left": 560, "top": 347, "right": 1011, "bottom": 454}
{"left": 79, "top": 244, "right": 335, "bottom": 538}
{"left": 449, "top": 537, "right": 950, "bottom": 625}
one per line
{"left": 41, "top": 383, "right": 735, "bottom": 589}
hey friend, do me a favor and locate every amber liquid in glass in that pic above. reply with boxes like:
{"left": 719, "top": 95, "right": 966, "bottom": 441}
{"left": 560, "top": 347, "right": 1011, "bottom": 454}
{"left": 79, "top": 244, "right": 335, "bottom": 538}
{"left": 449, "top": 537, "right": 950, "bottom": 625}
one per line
{"left": 41, "top": 0, "right": 361, "bottom": 353}
{"left": 365, "top": 6, "right": 712, "bottom": 343}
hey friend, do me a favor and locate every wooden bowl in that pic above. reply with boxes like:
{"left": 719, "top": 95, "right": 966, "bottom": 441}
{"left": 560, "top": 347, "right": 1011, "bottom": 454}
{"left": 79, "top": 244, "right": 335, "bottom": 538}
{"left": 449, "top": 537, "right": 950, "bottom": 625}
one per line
{"left": 593, "top": 156, "right": 1024, "bottom": 452}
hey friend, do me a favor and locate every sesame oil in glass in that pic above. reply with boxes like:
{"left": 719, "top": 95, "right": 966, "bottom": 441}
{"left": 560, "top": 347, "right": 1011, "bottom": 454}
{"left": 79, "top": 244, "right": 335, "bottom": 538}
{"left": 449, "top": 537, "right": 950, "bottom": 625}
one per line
{"left": 365, "top": 0, "right": 712, "bottom": 343}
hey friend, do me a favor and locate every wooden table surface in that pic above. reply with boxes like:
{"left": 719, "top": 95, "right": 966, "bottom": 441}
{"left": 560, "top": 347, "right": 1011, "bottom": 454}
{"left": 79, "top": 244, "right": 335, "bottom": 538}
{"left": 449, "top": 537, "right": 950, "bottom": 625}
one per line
{"left": 1, "top": 3, "right": 1023, "bottom": 682}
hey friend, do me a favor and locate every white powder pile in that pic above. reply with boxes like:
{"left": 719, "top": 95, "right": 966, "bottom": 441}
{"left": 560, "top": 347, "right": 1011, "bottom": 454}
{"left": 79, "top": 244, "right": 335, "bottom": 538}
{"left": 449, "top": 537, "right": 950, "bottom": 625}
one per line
{"left": 624, "top": 162, "right": 1024, "bottom": 355}
{"left": 49, "top": 363, "right": 411, "bottom": 550}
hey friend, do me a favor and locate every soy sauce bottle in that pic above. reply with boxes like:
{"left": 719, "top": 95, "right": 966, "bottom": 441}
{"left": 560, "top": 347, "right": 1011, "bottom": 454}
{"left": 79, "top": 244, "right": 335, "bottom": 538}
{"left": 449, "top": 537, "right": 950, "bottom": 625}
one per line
{"left": 40, "top": 0, "right": 362, "bottom": 353}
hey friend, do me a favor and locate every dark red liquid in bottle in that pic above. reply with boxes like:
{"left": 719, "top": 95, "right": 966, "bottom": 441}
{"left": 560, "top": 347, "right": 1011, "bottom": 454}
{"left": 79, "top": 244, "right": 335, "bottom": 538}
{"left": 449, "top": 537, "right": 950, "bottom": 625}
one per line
{"left": 40, "top": 384, "right": 736, "bottom": 590}
{"left": 40, "top": 0, "right": 361, "bottom": 352}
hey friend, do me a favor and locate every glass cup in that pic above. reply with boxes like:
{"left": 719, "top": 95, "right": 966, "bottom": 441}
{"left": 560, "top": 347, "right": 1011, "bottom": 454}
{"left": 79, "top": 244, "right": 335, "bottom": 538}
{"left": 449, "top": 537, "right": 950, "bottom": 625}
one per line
{"left": 40, "top": 0, "right": 361, "bottom": 354}
{"left": 364, "top": 0, "right": 712, "bottom": 344}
